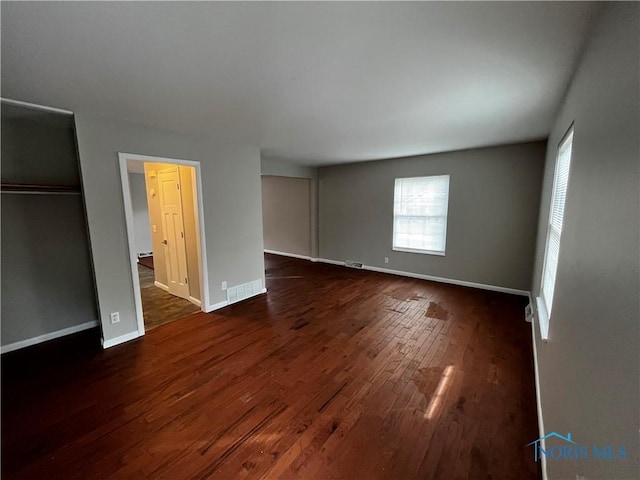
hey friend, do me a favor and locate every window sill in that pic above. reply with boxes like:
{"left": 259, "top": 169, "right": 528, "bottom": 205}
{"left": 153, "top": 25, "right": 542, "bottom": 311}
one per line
{"left": 535, "top": 296, "right": 550, "bottom": 341}
{"left": 392, "top": 247, "right": 446, "bottom": 256}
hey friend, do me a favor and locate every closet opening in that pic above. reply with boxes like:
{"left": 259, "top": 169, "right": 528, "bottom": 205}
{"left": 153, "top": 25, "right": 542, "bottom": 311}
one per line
{"left": 1, "top": 98, "right": 100, "bottom": 353}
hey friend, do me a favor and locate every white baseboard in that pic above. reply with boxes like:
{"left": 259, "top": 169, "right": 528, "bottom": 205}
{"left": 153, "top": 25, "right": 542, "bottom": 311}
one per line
{"left": 189, "top": 296, "right": 202, "bottom": 307}
{"left": 530, "top": 319, "right": 548, "bottom": 480}
{"left": 1, "top": 320, "right": 99, "bottom": 354}
{"left": 264, "top": 249, "right": 312, "bottom": 261}
{"left": 315, "top": 258, "right": 529, "bottom": 296}
{"left": 154, "top": 281, "right": 169, "bottom": 292}
{"left": 205, "top": 299, "right": 229, "bottom": 313}
{"left": 102, "top": 330, "right": 141, "bottom": 349}
{"left": 315, "top": 258, "right": 344, "bottom": 266}
{"left": 367, "top": 264, "right": 530, "bottom": 296}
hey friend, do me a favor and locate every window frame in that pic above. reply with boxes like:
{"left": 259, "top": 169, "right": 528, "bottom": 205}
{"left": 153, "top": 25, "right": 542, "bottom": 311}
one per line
{"left": 537, "top": 124, "right": 574, "bottom": 340}
{"left": 392, "top": 174, "right": 450, "bottom": 256}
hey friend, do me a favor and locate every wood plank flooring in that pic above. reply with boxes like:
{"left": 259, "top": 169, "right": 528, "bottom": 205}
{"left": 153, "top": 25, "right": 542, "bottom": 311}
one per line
{"left": 2, "top": 254, "right": 540, "bottom": 479}
{"left": 138, "top": 263, "right": 200, "bottom": 330}
{"left": 138, "top": 255, "right": 154, "bottom": 270}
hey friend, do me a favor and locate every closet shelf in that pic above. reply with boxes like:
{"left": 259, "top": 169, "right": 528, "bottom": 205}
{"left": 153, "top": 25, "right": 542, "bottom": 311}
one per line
{"left": 1, "top": 183, "right": 81, "bottom": 195}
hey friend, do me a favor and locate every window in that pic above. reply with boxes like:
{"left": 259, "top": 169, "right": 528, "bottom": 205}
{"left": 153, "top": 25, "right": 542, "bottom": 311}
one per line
{"left": 538, "top": 126, "right": 574, "bottom": 339}
{"left": 393, "top": 175, "right": 450, "bottom": 255}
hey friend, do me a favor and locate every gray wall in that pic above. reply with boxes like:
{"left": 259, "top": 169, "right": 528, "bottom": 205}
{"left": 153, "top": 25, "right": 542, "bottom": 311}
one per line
{"left": 1, "top": 105, "right": 98, "bottom": 347}
{"left": 1, "top": 196, "right": 98, "bottom": 346}
{"left": 261, "top": 157, "right": 319, "bottom": 258}
{"left": 129, "top": 173, "right": 152, "bottom": 256}
{"left": 261, "top": 176, "right": 312, "bottom": 257}
{"left": 261, "top": 157, "right": 317, "bottom": 179}
{"left": 1, "top": 104, "right": 80, "bottom": 186}
{"left": 530, "top": 4, "right": 639, "bottom": 479}
{"left": 318, "top": 141, "right": 546, "bottom": 291}
{"left": 74, "top": 113, "right": 265, "bottom": 344}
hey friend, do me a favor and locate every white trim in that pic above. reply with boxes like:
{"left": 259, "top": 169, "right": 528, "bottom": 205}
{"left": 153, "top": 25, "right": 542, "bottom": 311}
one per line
{"left": 1, "top": 320, "right": 98, "bottom": 354}
{"left": 154, "top": 281, "right": 169, "bottom": 292}
{"left": 101, "top": 330, "right": 141, "bottom": 349}
{"left": 205, "top": 300, "right": 229, "bottom": 313}
{"left": 264, "top": 249, "right": 312, "bottom": 261}
{"left": 314, "top": 258, "right": 344, "bottom": 266}
{"left": 118, "top": 153, "right": 211, "bottom": 343}
{"left": 392, "top": 247, "right": 446, "bottom": 256}
{"left": 189, "top": 167, "right": 206, "bottom": 311}
{"left": 1, "top": 97, "right": 74, "bottom": 116}
{"left": 538, "top": 124, "right": 574, "bottom": 330}
{"left": 314, "top": 258, "right": 529, "bottom": 296}
{"left": 119, "top": 157, "right": 147, "bottom": 339}
{"left": 364, "top": 265, "right": 529, "bottom": 296}
{"left": 393, "top": 174, "right": 450, "bottom": 258}
{"left": 120, "top": 152, "right": 211, "bottom": 309}
{"left": 189, "top": 296, "right": 202, "bottom": 307}
{"left": 193, "top": 161, "right": 210, "bottom": 309}
{"left": 535, "top": 296, "right": 550, "bottom": 341}
{"left": 530, "top": 319, "right": 548, "bottom": 480}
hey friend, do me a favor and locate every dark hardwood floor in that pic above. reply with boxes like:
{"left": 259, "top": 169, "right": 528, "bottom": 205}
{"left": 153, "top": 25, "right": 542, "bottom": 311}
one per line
{"left": 138, "top": 255, "right": 154, "bottom": 270}
{"left": 138, "top": 262, "right": 200, "bottom": 330}
{"left": 2, "top": 254, "right": 540, "bottom": 479}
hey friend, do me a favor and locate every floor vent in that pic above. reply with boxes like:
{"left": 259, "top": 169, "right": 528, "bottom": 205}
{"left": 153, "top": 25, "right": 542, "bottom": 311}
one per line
{"left": 227, "top": 279, "right": 263, "bottom": 305}
{"left": 345, "top": 260, "right": 364, "bottom": 269}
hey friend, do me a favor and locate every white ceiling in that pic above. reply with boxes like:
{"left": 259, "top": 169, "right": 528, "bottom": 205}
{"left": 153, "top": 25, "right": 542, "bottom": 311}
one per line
{"left": 1, "top": 2, "right": 599, "bottom": 166}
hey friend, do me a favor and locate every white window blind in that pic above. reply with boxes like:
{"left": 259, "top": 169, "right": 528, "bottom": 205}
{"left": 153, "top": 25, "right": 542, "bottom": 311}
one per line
{"left": 541, "top": 127, "right": 574, "bottom": 318}
{"left": 393, "top": 175, "right": 450, "bottom": 255}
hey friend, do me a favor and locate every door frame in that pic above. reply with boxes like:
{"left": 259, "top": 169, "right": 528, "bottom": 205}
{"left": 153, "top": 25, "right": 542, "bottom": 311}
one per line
{"left": 118, "top": 152, "right": 210, "bottom": 337}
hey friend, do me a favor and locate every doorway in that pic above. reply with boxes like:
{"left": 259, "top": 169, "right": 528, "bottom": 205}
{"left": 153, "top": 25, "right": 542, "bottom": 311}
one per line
{"left": 119, "top": 153, "right": 210, "bottom": 335}
{"left": 261, "top": 175, "right": 313, "bottom": 258}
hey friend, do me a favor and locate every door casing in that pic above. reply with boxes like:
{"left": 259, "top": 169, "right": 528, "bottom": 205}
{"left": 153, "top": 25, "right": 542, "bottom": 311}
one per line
{"left": 118, "top": 153, "right": 210, "bottom": 339}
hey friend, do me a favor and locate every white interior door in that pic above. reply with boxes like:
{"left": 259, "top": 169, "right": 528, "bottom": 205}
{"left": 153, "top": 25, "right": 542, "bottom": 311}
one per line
{"left": 158, "top": 167, "right": 190, "bottom": 300}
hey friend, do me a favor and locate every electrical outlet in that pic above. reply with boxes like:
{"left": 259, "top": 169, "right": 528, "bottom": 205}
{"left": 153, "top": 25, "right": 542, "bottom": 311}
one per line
{"left": 110, "top": 312, "right": 120, "bottom": 324}
{"left": 384, "top": 257, "right": 389, "bottom": 264}
{"left": 221, "top": 281, "right": 227, "bottom": 290}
